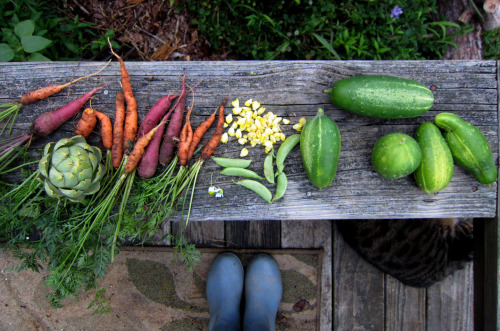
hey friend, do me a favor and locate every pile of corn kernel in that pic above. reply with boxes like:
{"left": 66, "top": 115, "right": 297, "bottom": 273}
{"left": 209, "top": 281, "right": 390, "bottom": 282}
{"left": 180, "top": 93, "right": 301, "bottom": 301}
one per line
{"left": 220, "top": 99, "right": 305, "bottom": 157}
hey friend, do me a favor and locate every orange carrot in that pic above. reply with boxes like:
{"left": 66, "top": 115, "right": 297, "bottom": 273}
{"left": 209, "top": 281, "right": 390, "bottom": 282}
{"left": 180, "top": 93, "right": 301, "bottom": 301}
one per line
{"left": 74, "top": 108, "right": 97, "bottom": 137}
{"left": 19, "top": 61, "right": 111, "bottom": 105}
{"left": 201, "top": 96, "right": 229, "bottom": 160}
{"left": 186, "top": 108, "right": 217, "bottom": 161}
{"left": 108, "top": 38, "right": 137, "bottom": 151}
{"left": 112, "top": 93, "right": 126, "bottom": 168}
{"left": 178, "top": 90, "right": 196, "bottom": 166}
{"left": 94, "top": 110, "right": 113, "bottom": 149}
{"left": 124, "top": 122, "right": 164, "bottom": 174}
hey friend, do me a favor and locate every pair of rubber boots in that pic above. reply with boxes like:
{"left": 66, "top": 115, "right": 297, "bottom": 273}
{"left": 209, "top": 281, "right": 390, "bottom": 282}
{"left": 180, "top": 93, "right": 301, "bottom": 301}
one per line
{"left": 206, "top": 253, "right": 282, "bottom": 331}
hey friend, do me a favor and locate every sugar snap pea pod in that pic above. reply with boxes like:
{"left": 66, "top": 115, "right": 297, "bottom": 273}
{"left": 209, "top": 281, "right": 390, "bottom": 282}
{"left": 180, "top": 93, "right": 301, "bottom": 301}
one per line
{"left": 221, "top": 167, "right": 264, "bottom": 180}
{"left": 272, "top": 172, "right": 288, "bottom": 202}
{"left": 435, "top": 112, "right": 497, "bottom": 185}
{"left": 276, "top": 134, "right": 300, "bottom": 173}
{"left": 264, "top": 150, "right": 275, "bottom": 184}
{"left": 212, "top": 156, "right": 252, "bottom": 168}
{"left": 235, "top": 179, "right": 273, "bottom": 203}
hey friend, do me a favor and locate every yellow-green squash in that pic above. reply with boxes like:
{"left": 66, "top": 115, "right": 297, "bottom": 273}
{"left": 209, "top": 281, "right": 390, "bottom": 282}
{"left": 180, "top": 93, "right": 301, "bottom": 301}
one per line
{"left": 435, "top": 112, "right": 497, "bottom": 185}
{"left": 413, "top": 123, "right": 454, "bottom": 193}
{"left": 328, "top": 75, "right": 434, "bottom": 118}
{"left": 300, "top": 108, "right": 341, "bottom": 189}
{"left": 371, "top": 133, "right": 422, "bottom": 180}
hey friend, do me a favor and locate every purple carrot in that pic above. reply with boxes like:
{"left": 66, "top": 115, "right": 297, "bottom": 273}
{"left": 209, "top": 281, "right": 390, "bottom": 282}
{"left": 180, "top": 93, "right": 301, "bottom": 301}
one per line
{"left": 158, "top": 72, "right": 187, "bottom": 166}
{"left": 30, "top": 85, "right": 105, "bottom": 137}
{"left": 137, "top": 105, "right": 177, "bottom": 178}
{"left": 137, "top": 94, "right": 178, "bottom": 138}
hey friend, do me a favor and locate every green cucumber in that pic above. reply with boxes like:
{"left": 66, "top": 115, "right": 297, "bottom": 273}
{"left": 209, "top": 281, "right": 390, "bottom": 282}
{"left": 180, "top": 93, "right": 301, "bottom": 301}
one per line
{"left": 413, "top": 123, "right": 454, "bottom": 193}
{"left": 371, "top": 133, "right": 422, "bottom": 180}
{"left": 434, "top": 112, "right": 497, "bottom": 185}
{"left": 300, "top": 108, "right": 341, "bottom": 189}
{"left": 328, "top": 75, "right": 434, "bottom": 118}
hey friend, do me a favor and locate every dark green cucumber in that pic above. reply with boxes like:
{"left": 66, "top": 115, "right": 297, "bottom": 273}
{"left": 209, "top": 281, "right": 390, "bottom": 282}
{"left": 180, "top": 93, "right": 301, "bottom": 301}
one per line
{"left": 413, "top": 123, "right": 454, "bottom": 193}
{"left": 371, "top": 133, "right": 422, "bottom": 180}
{"left": 434, "top": 112, "right": 497, "bottom": 185}
{"left": 328, "top": 75, "right": 434, "bottom": 118}
{"left": 300, "top": 108, "right": 341, "bottom": 189}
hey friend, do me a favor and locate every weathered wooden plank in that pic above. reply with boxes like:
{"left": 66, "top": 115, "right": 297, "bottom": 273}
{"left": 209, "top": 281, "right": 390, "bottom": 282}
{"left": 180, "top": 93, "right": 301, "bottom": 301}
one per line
{"left": 281, "top": 220, "right": 333, "bottom": 331}
{"left": 333, "top": 227, "right": 385, "bottom": 330}
{"left": 171, "top": 221, "right": 225, "bottom": 248}
{"left": 225, "top": 221, "right": 281, "bottom": 249}
{"left": 385, "top": 276, "right": 426, "bottom": 331}
{"left": 426, "top": 263, "right": 474, "bottom": 331}
{"left": 1, "top": 61, "right": 497, "bottom": 220}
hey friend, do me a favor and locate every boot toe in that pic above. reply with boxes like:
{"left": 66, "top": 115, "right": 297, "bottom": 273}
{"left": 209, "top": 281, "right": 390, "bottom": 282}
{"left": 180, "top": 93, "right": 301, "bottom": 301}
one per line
{"left": 207, "top": 252, "right": 244, "bottom": 331}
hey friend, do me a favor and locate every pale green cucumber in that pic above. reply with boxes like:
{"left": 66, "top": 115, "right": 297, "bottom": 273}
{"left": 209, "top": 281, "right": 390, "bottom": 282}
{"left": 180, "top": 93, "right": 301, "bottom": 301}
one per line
{"left": 413, "top": 123, "right": 454, "bottom": 193}
{"left": 434, "top": 112, "right": 497, "bottom": 185}
{"left": 328, "top": 75, "right": 434, "bottom": 118}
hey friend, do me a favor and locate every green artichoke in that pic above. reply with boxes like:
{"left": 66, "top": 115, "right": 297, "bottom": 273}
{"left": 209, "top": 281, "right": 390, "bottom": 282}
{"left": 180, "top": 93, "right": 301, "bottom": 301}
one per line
{"left": 38, "top": 135, "right": 106, "bottom": 202}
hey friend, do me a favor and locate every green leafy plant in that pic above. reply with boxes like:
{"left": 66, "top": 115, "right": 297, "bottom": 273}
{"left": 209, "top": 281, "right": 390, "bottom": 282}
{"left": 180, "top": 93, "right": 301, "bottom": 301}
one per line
{"left": 0, "top": 0, "right": 115, "bottom": 61}
{"left": 184, "top": 0, "right": 472, "bottom": 60}
{"left": 0, "top": 19, "right": 52, "bottom": 61}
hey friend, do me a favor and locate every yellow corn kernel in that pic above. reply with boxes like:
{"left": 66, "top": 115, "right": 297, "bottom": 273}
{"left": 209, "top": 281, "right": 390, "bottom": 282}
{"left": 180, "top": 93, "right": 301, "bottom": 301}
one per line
{"left": 248, "top": 124, "right": 257, "bottom": 132}
{"left": 237, "top": 117, "right": 246, "bottom": 126}
{"left": 228, "top": 127, "right": 236, "bottom": 136}
{"left": 250, "top": 140, "right": 258, "bottom": 147}
{"left": 252, "top": 111, "right": 258, "bottom": 119}
{"left": 272, "top": 125, "right": 281, "bottom": 133}
{"left": 252, "top": 100, "right": 261, "bottom": 110}
{"left": 225, "top": 113, "right": 233, "bottom": 124}
{"left": 282, "top": 118, "right": 290, "bottom": 125}
{"left": 264, "top": 127, "right": 273, "bottom": 136}
{"left": 231, "top": 122, "right": 239, "bottom": 129}
{"left": 233, "top": 107, "right": 242, "bottom": 115}
{"left": 220, "top": 132, "right": 229, "bottom": 143}
{"left": 247, "top": 132, "right": 257, "bottom": 139}
{"left": 265, "top": 146, "right": 273, "bottom": 154}
{"left": 257, "top": 107, "right": 266, "bottom": 115}
{"left": 244, "top": 99, "right": 253, "bottom": 107}
{"left": 299, "top": 117, "right": 307, "bottom": 125}
{"left": 235, "top": 129, "right": 242, "bottom": 139}
{"left": 240, "top": 148, "right": 249, "bottom": 157}
{"left": 224, "top": 123, "right": 229, "bottom": 128}
{"left": 231, "top": 99, "right": 240, "bottom": 108}
{"left": 270, "top": 135, "right": 276, "bottom": 143}
{"left": 264, "top": 140, "right": 273, "bottom": 149}
{"left": 293, "top": 123, "right": 303, "bottom": 132}
{"left": 238, "top": 138, "right": 248, "bottom": 145}
{"left": 280, "top": 133, "right": 286, "bottom": 141}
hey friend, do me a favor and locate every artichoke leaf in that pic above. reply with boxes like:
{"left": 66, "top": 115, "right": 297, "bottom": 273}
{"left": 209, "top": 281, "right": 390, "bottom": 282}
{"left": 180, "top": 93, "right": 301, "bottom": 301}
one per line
{"left": 83, "top": 181, "right": 100, "bottom": 195}
{"left": 51, "top": 147, "right": 70, "bottom": 167}
{"left": 59, "top": 188, "right": 86, "bottom": 202}
{"left": 92, "top": 163, "right": 106, "bottom": 182}
{"left": 48, "top": 167, "right": 66, "bottom": 187}
{"left": 43, "top": 179, "right": 61, "bottom": 198}
{"left": 74, "top": 178, "right": 92, "bottom": 191}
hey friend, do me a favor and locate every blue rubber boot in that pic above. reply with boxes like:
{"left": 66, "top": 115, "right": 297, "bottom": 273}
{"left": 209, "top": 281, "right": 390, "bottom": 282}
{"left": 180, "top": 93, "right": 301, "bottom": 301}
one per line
{"left": 206, "top": 252, "right": 244, "bottom": 331}
{"left": 243, "top": 254, "right": 282, "bottom": 331}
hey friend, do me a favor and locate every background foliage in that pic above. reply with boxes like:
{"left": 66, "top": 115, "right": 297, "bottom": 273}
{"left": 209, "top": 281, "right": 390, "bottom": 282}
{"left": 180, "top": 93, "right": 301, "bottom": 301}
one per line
{"left": 183, "top": 0, "right": 472, "bottom": 60}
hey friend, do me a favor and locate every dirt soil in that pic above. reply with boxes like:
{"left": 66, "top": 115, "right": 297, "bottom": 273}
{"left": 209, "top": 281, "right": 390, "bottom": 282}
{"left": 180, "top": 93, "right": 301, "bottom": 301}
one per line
{"left": 62, "top": 0, "right": 227, "bottom": 61}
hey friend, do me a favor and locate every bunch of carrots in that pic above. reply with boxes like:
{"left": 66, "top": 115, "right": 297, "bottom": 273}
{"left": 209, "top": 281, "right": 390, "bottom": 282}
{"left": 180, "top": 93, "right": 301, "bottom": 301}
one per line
{"left": 1, "top": 41, "right": 229, "bottom": 304}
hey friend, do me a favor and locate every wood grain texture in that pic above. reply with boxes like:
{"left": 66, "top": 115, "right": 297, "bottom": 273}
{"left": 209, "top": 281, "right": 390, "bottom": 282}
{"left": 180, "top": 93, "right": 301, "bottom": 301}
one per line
{"left": 426, "top": 263, "right": 474, "bottom": 331}
{"left": 1, "top": 61, "right": 497, "bottom": 220}
{"left": 334, "top": 228, "right": 385, "bottom": 330}
{"left": 385, "top": 275, "right": 426, "bottom": 331}
{"left": 281, "top": 220, "right": 333, "bottom": 331}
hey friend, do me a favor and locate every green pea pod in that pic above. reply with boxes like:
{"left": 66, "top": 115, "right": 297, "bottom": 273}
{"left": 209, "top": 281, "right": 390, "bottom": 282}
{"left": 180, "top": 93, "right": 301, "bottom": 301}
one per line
{"left": 236, "top": 179, "right": 273, "bottom": 203}
{"left": 276, "top": 134, "right": 300, "bottom": 174}
{"left": 212, "top": 156, "right": 252, "bottom": 168}
{"left": 435, "top": 112, "right": 497, "bottom": 185}
{"left": 272, "top": 172, "right": 288, "bottom": 202}
{"left": 264, "top": 150, "right": 275, "bottom": 184}
{"left": 221, "top": 167, "right": 264, "bottom": 180}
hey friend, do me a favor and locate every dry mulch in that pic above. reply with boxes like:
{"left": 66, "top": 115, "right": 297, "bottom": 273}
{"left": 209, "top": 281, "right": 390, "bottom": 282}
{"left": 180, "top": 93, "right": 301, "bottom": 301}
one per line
{"left": 62, "top": 0, "right": 226, "bottom": 61}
